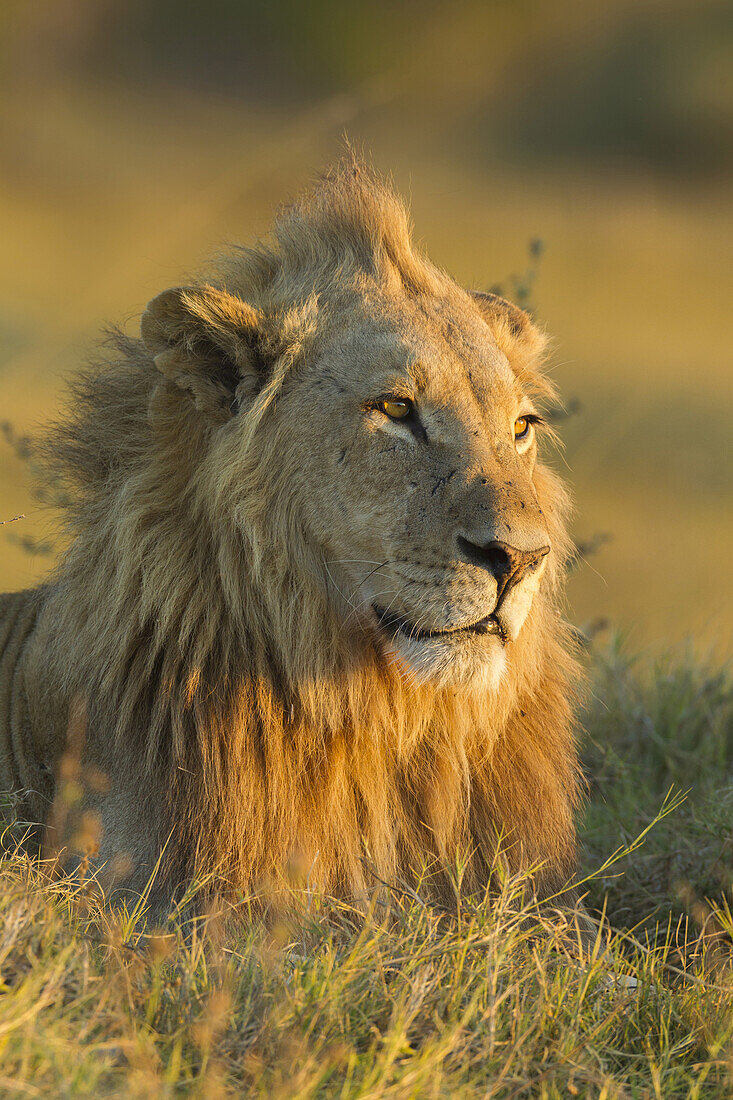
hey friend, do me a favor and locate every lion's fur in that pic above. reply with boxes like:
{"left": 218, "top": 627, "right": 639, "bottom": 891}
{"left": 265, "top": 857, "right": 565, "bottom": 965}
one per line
{"left": 1, "top": 161, "right": 583, "bottom": 907}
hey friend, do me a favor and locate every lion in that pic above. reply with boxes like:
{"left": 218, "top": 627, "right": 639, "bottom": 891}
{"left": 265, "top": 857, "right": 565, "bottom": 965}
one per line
{"left": 0, "top": 161, "right": 584, "bottom": 914}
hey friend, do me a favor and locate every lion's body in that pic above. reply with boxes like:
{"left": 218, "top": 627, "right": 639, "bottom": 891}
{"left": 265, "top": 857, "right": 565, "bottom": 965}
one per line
{"left": 0, "top": 162, "right": 583, "bottom": 908}
{"left": 0, "top": 590, "right": 47, "bottom": 822}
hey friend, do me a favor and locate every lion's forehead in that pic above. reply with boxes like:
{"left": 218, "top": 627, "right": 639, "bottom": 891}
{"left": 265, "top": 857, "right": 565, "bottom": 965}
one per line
{"left": 321, "top": 297, "right": 521, "bottom": 410}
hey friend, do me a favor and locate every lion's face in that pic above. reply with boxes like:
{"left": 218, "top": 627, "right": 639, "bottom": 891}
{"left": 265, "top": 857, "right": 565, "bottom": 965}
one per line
{"left": 141, "top": 174, "right": 559, "bottom": 692}
{"left": 275, "top": 290, "right": 552, "bottom": 688}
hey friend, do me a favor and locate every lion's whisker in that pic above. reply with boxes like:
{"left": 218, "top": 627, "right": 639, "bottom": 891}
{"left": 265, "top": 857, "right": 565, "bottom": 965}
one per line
{"left": 338, "top": 587, "right": 394, "bottom": 635}
{"left": 323, "top": 560, "right": 360, "bottom": 611}
{"left": 325, "top": 559, "right": 390, "bottom": 566}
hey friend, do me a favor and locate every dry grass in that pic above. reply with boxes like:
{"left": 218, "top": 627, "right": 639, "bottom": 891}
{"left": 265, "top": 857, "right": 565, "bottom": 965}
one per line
{"left": 0, "top": 839, "right": 730, "bottom": 1098}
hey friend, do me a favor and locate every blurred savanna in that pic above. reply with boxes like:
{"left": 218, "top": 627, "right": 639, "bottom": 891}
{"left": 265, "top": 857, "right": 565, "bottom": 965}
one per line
{"left": 1, "top": 0, "right": 732, "bottom": 652}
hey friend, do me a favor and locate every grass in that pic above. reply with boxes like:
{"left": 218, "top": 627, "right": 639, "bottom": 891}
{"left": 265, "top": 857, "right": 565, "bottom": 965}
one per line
{"left": 0, "top": 645, "right": 732, "bottom": 1097}
{"left": 582, "top": 643, "right": 733, "bottom": 935}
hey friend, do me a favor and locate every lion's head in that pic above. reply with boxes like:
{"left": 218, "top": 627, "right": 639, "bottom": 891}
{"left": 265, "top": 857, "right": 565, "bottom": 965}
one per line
{"left": 139, "top": 163, "right": 569, "bottom": 695}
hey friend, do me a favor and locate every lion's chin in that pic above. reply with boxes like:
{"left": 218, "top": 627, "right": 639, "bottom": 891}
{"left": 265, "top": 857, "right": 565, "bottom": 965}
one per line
{"left": 382, "top": 633, "right": 508, "bottom": 691}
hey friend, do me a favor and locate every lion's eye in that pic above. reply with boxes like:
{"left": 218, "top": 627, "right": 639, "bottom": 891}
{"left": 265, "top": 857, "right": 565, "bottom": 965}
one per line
{"left": 514, "top": 416, "right": 531, "bottom": 441}
{"left": 379, "top": 398, "right": 413, "bottom": 421}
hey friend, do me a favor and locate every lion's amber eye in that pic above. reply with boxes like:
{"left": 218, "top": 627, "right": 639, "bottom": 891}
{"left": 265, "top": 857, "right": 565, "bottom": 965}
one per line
{"left": 380, "top": 398, "right": 413, "bottom": 420}
{"left": 514, "top": 416, "right": 531, "bottom": 440}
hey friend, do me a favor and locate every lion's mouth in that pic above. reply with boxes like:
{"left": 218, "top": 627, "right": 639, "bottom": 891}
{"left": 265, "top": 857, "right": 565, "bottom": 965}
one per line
{"left": 373, "top": 605, "right": 508, "bottom": 645}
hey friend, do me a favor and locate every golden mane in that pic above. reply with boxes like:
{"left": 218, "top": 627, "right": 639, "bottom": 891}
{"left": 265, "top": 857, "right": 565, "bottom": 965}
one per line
{"left": 28, "top": 161, "right": 582, "bottom": 906}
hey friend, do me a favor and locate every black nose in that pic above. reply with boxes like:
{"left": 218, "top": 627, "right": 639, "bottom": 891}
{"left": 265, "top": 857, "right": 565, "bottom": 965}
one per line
{"left": 456, "top": 537, "right": 550, "bottom": 601}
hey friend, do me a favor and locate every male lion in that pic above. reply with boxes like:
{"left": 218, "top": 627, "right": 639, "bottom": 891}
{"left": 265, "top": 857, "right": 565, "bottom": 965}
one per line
{"left": 0, "top": 161, "right": 583, "bottom": 912}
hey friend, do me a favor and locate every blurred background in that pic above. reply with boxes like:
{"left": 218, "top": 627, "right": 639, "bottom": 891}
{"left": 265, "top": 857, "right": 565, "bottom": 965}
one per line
{"left": 0, "top": 0, "right": 731, "bottom": 653}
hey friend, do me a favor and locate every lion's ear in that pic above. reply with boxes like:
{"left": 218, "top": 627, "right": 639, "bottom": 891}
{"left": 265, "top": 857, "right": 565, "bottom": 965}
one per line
{"left": 471, "top": 291, "right": 547, "bottom": 364}
{"left": 141, "top": 285, "right": 266, "bottom": 422}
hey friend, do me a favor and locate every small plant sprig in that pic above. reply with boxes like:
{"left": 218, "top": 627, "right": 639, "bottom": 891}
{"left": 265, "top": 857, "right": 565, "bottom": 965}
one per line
{"left": 490, "top": 243, "right": 582, "bottom": 427}
{"left": 1, "top": 420, "right": 61, "bottom": 557}
{"left": 488, "top": 237, "right": 545, "bottom": 315}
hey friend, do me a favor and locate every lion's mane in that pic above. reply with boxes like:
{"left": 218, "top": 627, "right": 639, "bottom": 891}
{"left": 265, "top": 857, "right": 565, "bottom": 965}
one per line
{"left": 28, "top": 162, "right": 582, "bottom": 904}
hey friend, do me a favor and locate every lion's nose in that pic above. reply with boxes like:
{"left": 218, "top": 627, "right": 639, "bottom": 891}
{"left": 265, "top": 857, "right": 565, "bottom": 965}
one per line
{"left": 456, "top": 537, "right": 550, "bottom": 601}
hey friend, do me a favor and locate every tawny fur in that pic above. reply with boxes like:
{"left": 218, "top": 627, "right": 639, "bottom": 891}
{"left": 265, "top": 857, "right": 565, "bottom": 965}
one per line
{"left": 0, "top": 161, "right": 583, "bottom": 908}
